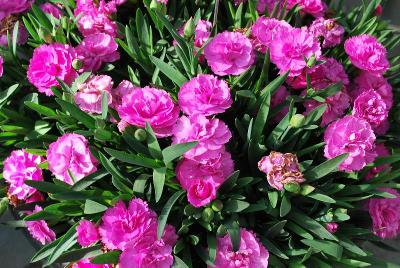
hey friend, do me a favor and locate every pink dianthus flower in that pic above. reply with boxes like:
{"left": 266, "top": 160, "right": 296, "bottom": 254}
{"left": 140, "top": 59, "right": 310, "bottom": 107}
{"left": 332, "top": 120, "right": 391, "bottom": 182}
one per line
{"left": 77, "top": 220, "right": 100, "bottom": 247}
{"left": 26, "top": 206, "right": 56, "bottom": 245}
{"left": 309, "top": 18, "right": 344, "bottom": 48}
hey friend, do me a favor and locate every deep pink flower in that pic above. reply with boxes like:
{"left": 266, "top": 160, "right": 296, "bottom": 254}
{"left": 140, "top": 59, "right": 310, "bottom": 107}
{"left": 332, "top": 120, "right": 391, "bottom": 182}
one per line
{"left": 27, "top": 43, "right": 77, "bottom": 96}
{"left": 3, "top": 150, "right": 44, "bottom": 201}
{"left": 0, "top": 0, "right": 32, "bottom": 20}
{"left": 74, "top": 75, "right": 113, "bottom": 114}
{"left": 72, "top": 259, "right": 112, "bottom": 268}
{"left": 40, "top": 3, "right": 63, "bottom": 18}
{"left": 111, "top": 80, "right": 139, "bottom": 109}
{"left": 117, "top": 87, "right": 180, "bottom": 137}
{"left": 204, "top": 31, "right": 254, "bottom": 76}
{"left": 213, "top": 228, "right": 269, "bottom": 268}
{"left": 26, "top": 206, "right": 56, "bottom": 245}
{"left": 271, "top": 86, "right": 290, "bottom": 122}
{"left": 194, "top": 19, "right": 212, "bottom": 48}
{"left": 0, "top": 16, "right": 29, "bottom": 47}
{"left": 287, "top": 0, "right": 327, "bottom": 18}
{"left": 309, "top": 18, "right": 344, "bottom": 48}
{"left": 367, "top": 143, "right": 391, "bottom": 180}
{"left": 344, "top": 34, "right": 389, "bottom": 74}
{"left": 172, "top": 114, "right": 232, "bottom": 160}
{"left": 187, "top": 178, "right": 217, "bottom": 207}
{"left": 76, "top": 33, "right": 120, "bottom": 72}
{"left": 47, "top": 133, "right": 98, "bottom": 185}
{"left": 368, "top": 188, "right": 400, "bottom": 239}
{"left": 77, "top": 220, "right": 100, "bottom": 247}
{"left": 352, "top": 89, "right": 388, "bottom": 132}
{"left": 178, "top": 74, "right": 232, "bottom": 116}
{"left": 325, "top": 223, "right": 338, "bottom": 233}
{"left": 258, "top": 151, "right": 305, "bottom": 190}
{"left": 0, "top": 55, "right": 3, "bottom": 77}
{"left": 351, "top": 71, "right": 393, "bottom": 109}
{"left": 251, "top": 17, "right": 292, "bottom": 53}
{"left": 26, "top": 192, "right": 45, "bottom": 204}
{"left": 176, "top": 149, "right": 234, "bottom": 188}
{"left": 99, "top": 199, "right": 157, "bottom": 250}
{"left": 324, "top": 115, "right": 376, "bottom": 172}
{"left": 270, "top": 27, "right": 321, "bottom": 77}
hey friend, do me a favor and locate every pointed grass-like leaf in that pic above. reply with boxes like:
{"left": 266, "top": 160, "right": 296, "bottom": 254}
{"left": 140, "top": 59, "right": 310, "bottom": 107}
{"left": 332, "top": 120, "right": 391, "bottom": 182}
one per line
{"left": 24, "top": 101, "right": 56, "bottom": 117}
{"left": 304, "top": 153, "right": 349, "bottom": 182}
{"left": 84, "top": 199, "right": 108, "bottom": 214}
{"left": 162, "top": 142, "right": 198, "bottom": 164}
{"left": 46, "top": 222, "right": 79, "bottom": 265}
{"left": 251, "top": 91, "right": 270, "bottom": 140}
{"left": 158, "top": 190, "right": 185, "bottom": 239}
{"left": 145, "top": 122, "right": 163, "bottom": 160}
{"left": 98, "top": 152, "right": 133, "bottom": 194}
{"left": 226, "top": 220, "right": 241, "bottom": 252}
{"left": 150, "top": 56, "right": 188, "bottom": 86}
{"left": 301, "top": 239, "right": 343, "bottom": 259}
{"left": 91, "top": 250, "right": 121, "bottom": 264}
{"left": 288, "top": 211, "right": 337, "bottom": 241}
{"left": 56, "top": 98, "right": 96, "bottom": 129}
{"left": 153, "top": 167, "right": 167, "bottom": 202}
{"left": 71, "top": 169, "right": 108, "bottom": 191}
{"left": 104, "top": 148, "right": 160, "bottom": 169}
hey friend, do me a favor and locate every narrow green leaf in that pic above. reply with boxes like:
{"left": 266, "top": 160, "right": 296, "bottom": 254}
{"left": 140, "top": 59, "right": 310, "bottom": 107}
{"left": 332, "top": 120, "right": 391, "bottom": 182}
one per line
{"left": 31, "top": 4, "right": 53, "bottom": 31}
{"left": 91, "top": 251, "right": 121, "bottom": 264}
{"left": 207, "top": 234, "right": 217, "bottom": 264}
{"left": 24, "top": 101, "right": 56, "bottom": 116}
{"left": 307, "top": 193, "right": 336, "bottom": 203}
{"left": 101, "top": 91, "right": 108, "bottom": 120}
{"left": 56, "top": 99, "right": 96, "bottom": 129}
{"left": 268, "top": 191, "right": 279, "bottom": 208}
{"left": 288, "top": 211, "right": 337, "bottom": 241}
{"left": 71, "top": 169, "right": 108, "bottom": 191}
{"left": 84, "top": 200, "right": 108, "bottom": 214}
{"left": 98, "top": 152, "right": 133, "bottom": 194}
{"left": 304, "top": 153, "right": 349, "bottom": 181}
{"left": 54, "top": 245, "right": 103, "bottom": 263}
{"left": 24, "top": 180, "right": 68, "bottom": 194}
{"left": 301, "top": 239, "right": 343, "bottom": 259}
{"left": 162, "top": 142, "right": 198, "bottom": 164}
{"left": 150, "top": 56, "right": 188, "bottom": 86}
{"left": 266, "top": 220, "right": 287, "bottom": 238}
{"left": 226, "top": 220, "right": 241, "bottom": 252}
{"left": 158, "top": 190, "right": 185, "bottom": 240}
{"left": 146, "top": 122, "right": 163, "bottom": 160}
{"left": 46, "top": 223, "right": 79, "bottom": 265}
{"left": 153, "top": 167, "right": 167, "bottom": 202}
{"left": 252, "top": 91, "right": 270, "bottom": 140}
{"left": 224, "top": 200, "right": 250, "bottom": 213}
{"left": 0, "top": 84, "right": 19, "bottom": 108}
{"left": 280, "top": 195, "right": 291, "bottom": 217}
{"left": 104, "top": 148, "right": 160, "bottom": 169}
{"left": 260, "top": 71, "right": 290, "bottom": 97}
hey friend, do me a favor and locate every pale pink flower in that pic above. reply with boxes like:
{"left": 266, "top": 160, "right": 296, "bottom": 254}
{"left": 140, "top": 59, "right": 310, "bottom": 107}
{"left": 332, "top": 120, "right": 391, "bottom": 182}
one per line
{"left": 74, "top": 75, "right": 113, "bottom": 114}
{"left": 27, "top": 43, "right": 77, "bottom": 96}
{"left": 77, "top": 220, "right": 100, "bottom": 247}
{"left": 26, "top": 206, "right": 56, "bottom": 245}
{"left": 172, "top": 114, "right": 232, "bottom": 160}
{"left": 213, "top": 228, "right": 269, "bottom": 268}
{"left": 117, "top": 87, "right": 180, "bottom": 137}
{"left": 178, "top": 74, "right": 232, "bottom": 116}
{"left": 351, "top": 71, "right": 393, "bottom": 109}
{"left": 40, "top": 3, "right": 63, "bottom": 18}
{"left": 352, "top": 89, "right": 388, "bottom": 132}
{"left": 270, "top": 27, "right": 321, "bottom": 77}
{"left": 324, "top": 115, "right": 376, "bottom": 172}
{"left": 3, "top": 150, "right": 44, "bottom": 201}
{"left": 251, "top": 17, "right": 292, "bottom": 53}
{"left": 204, "top": 31, "right": 255, "bottom": 76}
{"left": 325, "top": 223, "right": 338, "bottom": 233}
{"left": 47, "top": 133, "right": 98, "bottom": 185}
{"left": 367, "top": 143, "right": 391, "bottom": 180}
{"left": 309, "top": 18, "right": 344, "bottom": 48}
{"left": 368, "top": 188, "right": 400, "bottom": 239}
{"left": 258, "top": 151, "right": 304, "bottom": 190}
{"left": 344, "top": 34, "right": 389, "bottom": 74}
{"left": 76, "top": 33, "right": 120, "bottom": 72}
{"left": 0, "top": 0, "right": 32, "bottom": 20}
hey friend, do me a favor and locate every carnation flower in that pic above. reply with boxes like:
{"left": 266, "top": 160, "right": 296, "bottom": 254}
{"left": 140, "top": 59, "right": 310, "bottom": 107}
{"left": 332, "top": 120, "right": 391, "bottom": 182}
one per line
{"left": 74, "top": 0, "right": 118, "bottom": 37}
{"left": 187, "top": 178, "right": 217, "bottom": 207}
{"left": 325, "top": 223, "right": 338, "bottom": 233}
{"left": 176, "top": 149, "right": 234, "bottom": 188}
{"left": 324, "top": 115, "right": 376, "bottom": 172}
{"left": 76, "top": 33, "right": 120, "bottom": 72}
{"left": 351, "top": 71, "right": 393, "bottom": 109}
{"left": 352, "top": 89, "right": 389, "bottom": 132}
{"left": 366, "top": 143, "right": 391, "bottom": 180}
{"left": 270, "top": 27, "right": 321, "bottom": 77}
{"left": 178, "top": 74, "right": 232, "bottom": 116}
{"left": 258, "top": 151, "right": 305, "bottom": 190}
{"left": 213, "top": 228, "right": 269, "bottom": 268}
{"left": 77, "top": 220, "right": 100, "bottom": 247}
{"left": 117, "top": 86, "right": 180, "bottom": 137}
{"left": 0, "top": 15, "right": 29, "bottom": 47}
{"left": 0, "top": 0, "right": 32, "bottom": 20}
{"left": 368, "top": 188, "right": 400, "bottom": 239}
{"left": 40, "top": 3, "right": 63, "bottom": 18}
{"left": 251, "top": 17, "right": 292, "bottom": 53}
{"left": 344, "top": 34, "right": 389, "bottom": 74}
{"left": 287, "top": 0, "right": 327, "bottom": 18}
{"left": 309, "top": 18, "right": 344, "bottom": 48}
{"left": 172, "top": 114, "right": 232, "bottom": 160}
{"left": 27, "top": 43, "right": 77, "bottom": 96}
{"left": 74, "top": 75, "right": 113, "bottom": 114}
{"left": 72, "top": 259, "right": 112, "bottom": 268}
{"left": 47, "top": 133, "right": 98, "bottom": 185}
{"left": 111, "top": 80, "right": 139, "bottom": 109}
{"left": 3, "top": 149, "right": 44, "bottom": 201}
{"left": 26, "top": 206, "right": 56, "bottom": 245}
{"left": 0, "top": 55, "right": 3, "bottom": 77}
{"left": 271, "top": 86, "right": 290, "bottom": 122}
{"left": 204, "top": 31, "right": 254, "bottom": 76}
{"left": 99, "top": 199, "right": 158, "bottom": 250}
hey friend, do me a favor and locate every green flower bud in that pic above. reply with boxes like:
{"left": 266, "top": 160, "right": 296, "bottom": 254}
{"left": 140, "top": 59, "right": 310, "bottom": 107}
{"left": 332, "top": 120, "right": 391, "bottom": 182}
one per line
{"left": 150, "top": 0, "right": 159, "bottom": 9}
{"left": 201, "top": 207, "right": 214, "bottom": 222}
{"left": 284, "top": 182, "right": 300, "bottom": 193}
{"left": 183, "top": 17, "right": 195, "bottom": 39}
{"left": 290, "top": 114, "right": 306, "bottom": 129}
{"left": 306, "top": 55, "right": 317, "bottom": 68}
{"left": 134, "top": 128, "right": 147, "bottom": 142}
{"left": 299, "top": 184, "right": 315, "bottom": 196}
{"left": 72, "top": 59, "right": 83, "bottom": 71}
{"left": 211, "top": 200, "right": 223, "bottom": 212}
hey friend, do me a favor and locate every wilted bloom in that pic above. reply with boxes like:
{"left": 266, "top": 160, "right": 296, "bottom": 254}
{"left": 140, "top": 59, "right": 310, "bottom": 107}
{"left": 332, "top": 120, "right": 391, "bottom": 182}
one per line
{"left": 287, "top": 0, "right": 327, "bottom": 18}
{"left": 72, "top": 259, "right": 112, "bottom": 268}
{"left": 76, "top": 33, "right": 120, "bottom": 72}
{"left": 344, "top": 34, "right": 389, "bottom": 74}
{"left": 3, "top": 150, "right": 44, "bottom": 201}
{"left": 26, "top": 206, "right": 56, "bottom": 245}
{"left": 251, "top": 17, "right": 292, "bottom": 53}
{"left": 270, "top": 27, "right": 321, "bottom": 77}
{"left": 77, "top": 220, "right": 100, "bottom": 247}
{"left": 178, "top": 74, "right": 232, "bottom": 116}
{"left": 213, "top": 228, "right": 269, "bottom": 268}
{"left": 368, "top": 188, "right": 400, "bottom": 239}
{"left": 0, "top": 0, "right": 32, "bottom": 20}
{"left": 117, "top": 87, "right": 180, "bottom": 137}
{"left": 351, "top": 71, "right": 393, "bottom": 109}
{"left": 204, "top": 31, "right": 254, "bottom": 76}
{"left": 0, "top": 15, "right": 29, "bottom": 47}
{"left": 40, "top": 3, "right": 63, "bottom": 18}
{"left": 309, "top": 18, "right": 344, "bottom": 48}
{"left": 324, "top": 115, "right": 376, "bottom": 172}
{"left": 367, "top": 143, "right": 391, "bottom": 179}
{"left": 47, "top": 133, "right": 98, "bottom": 185}
{"left": 352, "top": 89, "right": 388, "bottom": 132}
{"left": 325, "top": 223, "right": 338, "bottom": 233}
{"left": 27, "top": 43, "right": 77, "bottom": 96}
{"left": 258, "top": 151, "right": 305, "bottom": 190}
{"left": 172, "top": 114, "right": 232, "bottom": 160}
{"left": 74, "top": 75, "right": 113, "bottom": 114}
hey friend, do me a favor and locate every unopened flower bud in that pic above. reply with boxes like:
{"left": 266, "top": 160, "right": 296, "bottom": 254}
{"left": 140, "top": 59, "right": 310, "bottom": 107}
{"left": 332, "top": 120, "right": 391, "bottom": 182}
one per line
{"left": 183, "top": 17, "right": 195, "bottom": 39}
{"left": 72, "top": 59, "right": 83, "bottom": 71}
{"left": 284, "top": 182, "right": 300, "bottom": 193}
{"left": 306, "top": 55, "right": 317, "bottom": 68}
{"left": 201, "top": 207, "right": 214, "bottom": 222}
{"left": 134, "top": 128, "right": 147, "bottom": 142}
{"left": 290, "top": 114, "right": 306, "bottom": 128}
{"left": 150, "top": 0, "right": 159, "bottom": 9}
{"left": 211, "top": 199, "right": 223, "bottom": 212}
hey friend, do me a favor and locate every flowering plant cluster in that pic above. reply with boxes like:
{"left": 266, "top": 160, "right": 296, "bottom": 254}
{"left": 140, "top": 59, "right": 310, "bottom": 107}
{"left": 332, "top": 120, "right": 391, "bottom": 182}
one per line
{"left": 0, "top": 0, "right": 400, "bottom": 267}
